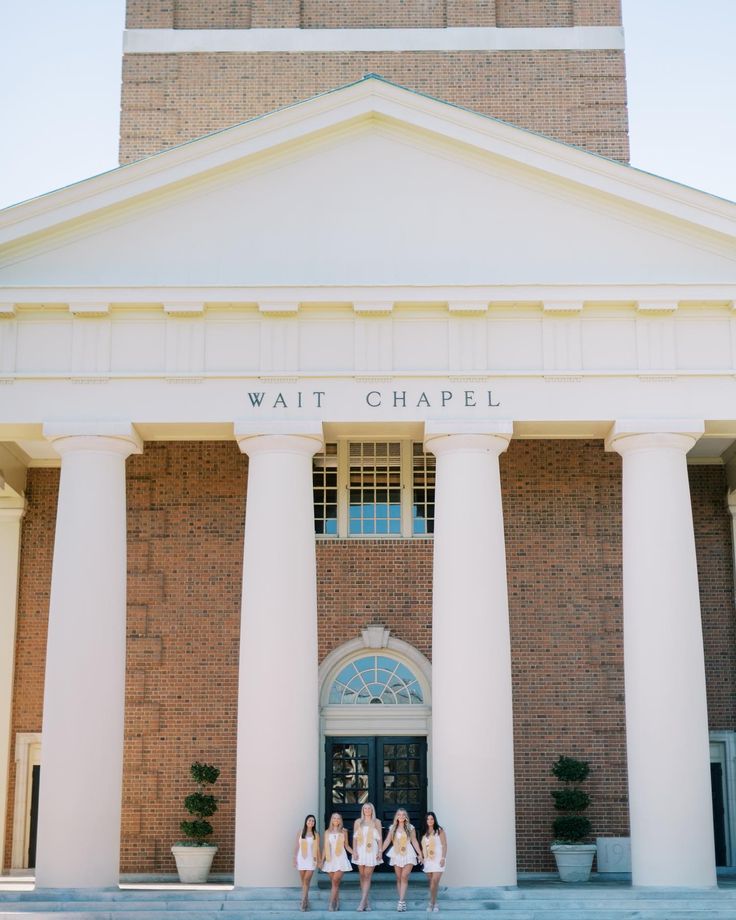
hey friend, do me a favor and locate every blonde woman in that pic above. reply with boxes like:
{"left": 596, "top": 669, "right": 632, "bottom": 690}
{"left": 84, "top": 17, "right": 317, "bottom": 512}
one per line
{"left": 322, "top": 812, "right": 353, "bottom": 912}
{"left": 293, "top": 814, "right": 321, "bottom": 912}
{"left": 352, "top": 802, "right": 383, "bottom": 912}
{"left": 381, "top": 808, "right": 422, "bottom": 912}
{"left": 420, "top": 812, "right": 447, "bottom": 913}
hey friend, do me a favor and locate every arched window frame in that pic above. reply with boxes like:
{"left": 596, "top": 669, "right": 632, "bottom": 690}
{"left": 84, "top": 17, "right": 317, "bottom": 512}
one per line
{"left": 319, "top": 628, "right": 431, "bottom": 710}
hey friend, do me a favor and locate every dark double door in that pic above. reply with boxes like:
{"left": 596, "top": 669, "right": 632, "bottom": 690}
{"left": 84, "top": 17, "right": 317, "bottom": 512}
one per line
{"left": 325, "top": 736, "right": 427, "bottom": 853}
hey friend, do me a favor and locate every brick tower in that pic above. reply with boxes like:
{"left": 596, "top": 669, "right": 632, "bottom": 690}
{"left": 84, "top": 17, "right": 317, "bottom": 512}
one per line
{"left": 121, "top": 0, "right": 629, "bottom": 164}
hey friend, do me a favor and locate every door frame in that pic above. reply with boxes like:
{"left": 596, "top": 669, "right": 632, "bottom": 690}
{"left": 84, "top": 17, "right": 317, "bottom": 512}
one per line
{"left": 11, "top": 732, "right": 41, "bottom": 870}
{"left": 710, "top": 731, "right": 736, "bottom": 866}
{"left": 318, "top": 630, "right": 432, "bottom": 835}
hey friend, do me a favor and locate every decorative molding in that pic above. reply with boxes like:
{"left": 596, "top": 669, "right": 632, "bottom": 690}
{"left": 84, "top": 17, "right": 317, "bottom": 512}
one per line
{"left": 68, "top": 302, "right": 109, "bottom": 316}
{"left": 447, "top": 301, "right": 488, "bottom": 314}
{"left": 165, "top": 315, "right": 204, "bottom": 375}
{"left": 258, "top": 301, "right": 300, "bottom": 314}
{"left": 636, "top": 300, "right": 678, "bottom": 313}
{"left": 163, "top": 302, "right": 205, "bottom": 315}
{"left": 361, "top": 625, "right": 391, "bottom": 649}
{"left": 355, "top": 317, "right": 392, "bottom": 372}
{"left": 319, "top": 633, "right": 432, "bottom": 708}
{"left": 123, "top": 26, "right": 626, "bottom": 54}
{"left": 542, "top": 300, "right": 584, "bottom": 313}
{"left": 353, "top": 301, "right": 394, "bottom": 314}
{"left": 0, "top": 304, "right": 17, "bottom": 318}
{"left": 71, "top": 316, "right": 111, "bottom": 376}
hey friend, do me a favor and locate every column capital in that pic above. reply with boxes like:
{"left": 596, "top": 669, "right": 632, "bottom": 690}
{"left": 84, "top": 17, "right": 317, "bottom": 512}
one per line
{"left": 0, "top": 499, "right": 26, "bottom": 522}
{"left": 43, "top": 422, "right": 143, "bottom": 458}
{"left": 424, "top": 420, "right": 513, "bottom": 458}
{"left": 604, "top": 419, "right": 704, "bottom": 456}
{"left": 234, "top": 420, "right": 323, "bottom": 458}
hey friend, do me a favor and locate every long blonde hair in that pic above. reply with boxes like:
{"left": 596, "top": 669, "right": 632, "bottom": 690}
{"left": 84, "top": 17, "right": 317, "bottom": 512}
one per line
{"left": 359, "top": 802, "right": 377, "bottom": 823}
{"left": 391, "top": 808, "right": 414, "bottom": 835}
{"left": 327, "top": 812, "right": 344, "bottom": 833}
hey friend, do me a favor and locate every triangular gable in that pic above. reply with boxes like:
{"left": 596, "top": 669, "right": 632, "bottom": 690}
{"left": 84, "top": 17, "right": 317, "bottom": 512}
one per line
{"left": 0, "top": 75, "right": 735, "bottom": 288}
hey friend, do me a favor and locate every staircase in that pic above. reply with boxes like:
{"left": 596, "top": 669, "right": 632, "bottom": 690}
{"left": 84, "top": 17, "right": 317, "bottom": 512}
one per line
{"left": 2, "top": 876, "right": 736, "bottom": 919}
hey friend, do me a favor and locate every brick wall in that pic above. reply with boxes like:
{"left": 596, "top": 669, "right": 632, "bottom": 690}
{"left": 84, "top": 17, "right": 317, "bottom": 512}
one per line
{"left": 2, "top": 469, "right": 57, "bottom": 868}
{"left": 119, "top": 49, "right": 629, "bottom": 164}
{"left": 126, "top": 0, "right": 621, "bottom": 29}
{"left": 690, "top": 466, "right": 736, "bottom": 732}
{"left": 503, "top": 440, "right": 628, "bottom": 870}
{"left": 121, "top": 442, "right": 246, "bottom": 875}
{"left": 5, "top": 441, "right": 733, "bottom": 873}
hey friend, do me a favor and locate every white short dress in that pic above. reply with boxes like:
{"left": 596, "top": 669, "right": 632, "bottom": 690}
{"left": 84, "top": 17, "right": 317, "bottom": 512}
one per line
{"left": 421, "top": 833, "right": 445, "bottom": 874}
{"left": 387, "top": 829, "right": 419, "bottom": 868}
{"left": 352, "top": 823, "right": 382, "bottom": 867}
{"left": 322, "top": 832, "right": 353, "bottom": 873}
{"left": 296, "top": 834, "right": 320, "bottom": 871}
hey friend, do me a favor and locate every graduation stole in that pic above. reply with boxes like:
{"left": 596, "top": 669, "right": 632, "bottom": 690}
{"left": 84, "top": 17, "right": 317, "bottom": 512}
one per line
{"left": 324, "top": 831, "right": 344, "bottom": 861}
{"left": 356, "top": 825, "right": 374, "bottom": 850}
{"left": 422, "top": 834, "right": 436, "bottom": 861}
{"left": 300, "top": 835, "right": 320, "bottom": 860}
{"left": 395, "top": 828, "right": 408, "bottom": 855}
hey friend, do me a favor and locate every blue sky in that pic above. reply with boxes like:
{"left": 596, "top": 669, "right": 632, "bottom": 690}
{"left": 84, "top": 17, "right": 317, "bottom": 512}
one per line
{"left": 1, "top": 0, "right": 735, "bottom": 209}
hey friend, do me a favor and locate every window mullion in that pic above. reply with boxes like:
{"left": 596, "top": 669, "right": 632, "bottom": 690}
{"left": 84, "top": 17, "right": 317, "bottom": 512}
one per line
{"left": 338, "top": 439, "right": 349, "bottom": 538}
{"left": 400, "top": 440, "right": 413, "bottom": 537}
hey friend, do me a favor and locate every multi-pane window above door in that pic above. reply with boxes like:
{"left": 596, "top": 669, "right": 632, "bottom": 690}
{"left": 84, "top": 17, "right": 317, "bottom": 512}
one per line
{"left": 313, "top": 441, "right": 435, "bottom": 538}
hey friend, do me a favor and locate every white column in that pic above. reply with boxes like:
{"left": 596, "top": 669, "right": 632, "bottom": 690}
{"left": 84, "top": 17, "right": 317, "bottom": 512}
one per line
{"left": 0, "top": 500, "right": 25, "bottom": 873}
{"left": 424, "top": 421, "right": 517, "bottom": 887}
{"left": 606, "top": 420, "right": 716, "bottom": 888}
{"left": 35, "top": 423, "right": 142, "bottom": 889}
{"left": 233, "top": 423, "right": 322, "bottom": 887}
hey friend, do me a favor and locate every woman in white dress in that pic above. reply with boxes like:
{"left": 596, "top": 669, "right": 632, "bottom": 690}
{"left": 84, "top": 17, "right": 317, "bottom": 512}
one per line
{"left": 381, "top": 808, "right": 422, "bottom": 913}
{"left": 352, "top": 802, "right": 383, "bottom": 912}
{"left": 322, "top": 812, "right": 353, "bottom": 912}
{"left": 293, "top": 814, "right": 321, "bottom": 912}
{"left": 420, "top": 812, "right": 447, "bottom": 913}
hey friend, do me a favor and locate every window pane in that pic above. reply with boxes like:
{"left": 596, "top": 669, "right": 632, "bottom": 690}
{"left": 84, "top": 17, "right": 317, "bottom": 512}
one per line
{"left": 313, "top": 443, "right": 338, "bottom": 535}
{"left": 328, "top": 655, "right": 424, "bottom": 704}
{"left": 412, "top": 443, "right": 436, "bottom": 535}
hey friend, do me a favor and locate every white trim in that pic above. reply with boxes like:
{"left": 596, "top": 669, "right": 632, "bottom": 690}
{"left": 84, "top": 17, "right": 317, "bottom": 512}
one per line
{"left": 711, "top": 731, "right": 736, "bottom": 867}
{"left": 318, "top": 633, "right": 432, "bottom": 823}
{"left": 5, "top": 285, "right": 736, "bottom": 307}
{"left": 2, "top": 77, "right": 736, "bottom": 245}
{"left": 10, "top": 733, "right": 41, "bottom": 870}
{"left": 123, "top": 26, "right": 625, "bottom": 54}
{"left": 319, "top": 632, "right": 432, "bottom": 707}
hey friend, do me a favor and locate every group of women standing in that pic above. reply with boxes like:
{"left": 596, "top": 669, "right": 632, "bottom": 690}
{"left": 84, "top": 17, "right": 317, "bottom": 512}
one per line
{"left": 294, "top": 804, "right": 447, "bottom": 913}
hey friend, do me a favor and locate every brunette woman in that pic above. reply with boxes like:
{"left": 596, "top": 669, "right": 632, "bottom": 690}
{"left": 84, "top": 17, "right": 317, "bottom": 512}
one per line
{"left": 382, "top": 808, "right": 422, "bottom": 912}
{"left": 322, "top": 812, "right": 353, "bottom": 912}
{"left": 420, "top": 812, "right": 447, "bottom": 912}
{"left": 294, "top": 814, "right": 321, "bottom": 912}
{"left": 352, "top": 802, "right": 383, "bottom": 911}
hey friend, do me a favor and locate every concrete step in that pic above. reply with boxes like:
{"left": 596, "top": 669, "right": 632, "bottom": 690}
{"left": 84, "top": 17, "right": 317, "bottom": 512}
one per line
{"left": 3, "top": 884, "right": 736, "bottom": 920}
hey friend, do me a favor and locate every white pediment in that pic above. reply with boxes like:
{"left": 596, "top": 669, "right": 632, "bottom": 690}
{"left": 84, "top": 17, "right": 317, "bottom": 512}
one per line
{"left": 1, "top": 77, "right": 736, "bottom": 288}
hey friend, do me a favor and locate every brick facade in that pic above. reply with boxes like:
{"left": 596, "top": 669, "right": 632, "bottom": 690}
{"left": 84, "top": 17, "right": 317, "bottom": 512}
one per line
{"left": 119, "top": 50, "right": 628, "bottom": 164}
{"left": 126, "top": 1, "right": 622, "bottom": 29}
{"left": 5, "top": 442, "right": 732, "bottom": 873}
{"left": 119, "top": 0, "right": 628, "bottom": 164}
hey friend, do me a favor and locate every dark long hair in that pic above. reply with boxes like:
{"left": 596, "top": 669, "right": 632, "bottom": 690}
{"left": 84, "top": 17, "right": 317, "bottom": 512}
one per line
{"left": 301, "top": 814, "right": 317, "bottom": 839}
{"left": 421, "top": 811, "right": 442, "bottom": 837}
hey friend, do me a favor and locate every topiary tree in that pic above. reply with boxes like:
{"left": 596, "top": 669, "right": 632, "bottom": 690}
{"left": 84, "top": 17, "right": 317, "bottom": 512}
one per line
{"left": 551, "top": 755, "right": 591, "bottom": 844}
{"left": 179, "top": 761, "right": 220, "bottom": 846}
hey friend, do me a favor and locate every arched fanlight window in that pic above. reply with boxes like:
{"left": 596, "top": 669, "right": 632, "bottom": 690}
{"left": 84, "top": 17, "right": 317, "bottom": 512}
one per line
{"left": 329, "top": 654, "right": 424, "bottom": 705}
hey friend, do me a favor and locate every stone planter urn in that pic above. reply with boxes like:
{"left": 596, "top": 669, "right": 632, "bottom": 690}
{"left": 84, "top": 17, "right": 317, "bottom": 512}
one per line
{"left": 551, "top": 843, "right": 597, "bottom": 882}
{"left": 171, "top": 844, "right": 218, "bottom": 883}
